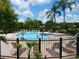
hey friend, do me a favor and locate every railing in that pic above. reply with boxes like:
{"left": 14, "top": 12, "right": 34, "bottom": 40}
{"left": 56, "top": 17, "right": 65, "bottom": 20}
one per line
{"left": 0, "top": 36, "right": 79, "bottom": 59}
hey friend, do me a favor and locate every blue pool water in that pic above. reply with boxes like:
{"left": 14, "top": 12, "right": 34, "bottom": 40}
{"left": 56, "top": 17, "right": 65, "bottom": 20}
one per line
{"left": 16, "top": 32, "right": 52, "bottom": 40}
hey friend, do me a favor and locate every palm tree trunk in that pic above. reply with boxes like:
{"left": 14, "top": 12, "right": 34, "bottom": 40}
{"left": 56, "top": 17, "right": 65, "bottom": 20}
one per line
{"left": 0, "top": 40, "right": 1, "bottom": 59}
{"left": 54, "top": 13, "right": 56, "bottom": 23}
{"left": 54, "top": 14, "right": 56, "bottom": 31}
{"left": 63, "top": 10, "right": 67, "bottom": 32}
{"left": 51, "top": 17, "right": 54, "bottom": 31}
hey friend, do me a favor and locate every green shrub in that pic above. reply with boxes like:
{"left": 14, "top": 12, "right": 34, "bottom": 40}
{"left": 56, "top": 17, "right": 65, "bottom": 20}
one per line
{"left": 0, "top": 36, "right": 7, "bottom": 44}
{"left": 34, "top": 52, "right": 42, "bottom": 59}
{"left": 26, "top": 41, "right": 38, "bottom": 59}
{"left": 15, "top": 43, "right": 22, "bottom": 48}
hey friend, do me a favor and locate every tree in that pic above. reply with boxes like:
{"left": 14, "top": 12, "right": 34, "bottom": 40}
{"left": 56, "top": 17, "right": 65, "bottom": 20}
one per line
{"left": 46, "top": 4, "right": 61, "bottom": 23}
{"left": 0, "top": 0, "right": 18, "bottom": 33}
{"left": 46, "top": 4, "right": 61, "bottom": 31}
{"left": 57, "top": 0, "right": 75, "bottom": 31}
{"left": 45, "top": 20, "right": 56, "bottom": 31}
{"left": 24, "top": 18, "right": 43, "bottom": 30}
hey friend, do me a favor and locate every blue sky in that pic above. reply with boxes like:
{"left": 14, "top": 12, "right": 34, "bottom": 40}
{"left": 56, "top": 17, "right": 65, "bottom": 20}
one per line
{"left": 10, "top": 0, "right": 79, "bottom": 23}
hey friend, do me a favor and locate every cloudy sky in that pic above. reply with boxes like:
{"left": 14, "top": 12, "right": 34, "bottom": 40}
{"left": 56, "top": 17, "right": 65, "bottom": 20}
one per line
{"left": 10, "top": 0, "right": 79, "bottom": 23}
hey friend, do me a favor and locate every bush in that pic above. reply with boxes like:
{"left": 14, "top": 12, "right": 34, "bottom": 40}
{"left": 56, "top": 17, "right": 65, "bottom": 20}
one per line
{"left": 15, "top": 43, "right": 22, "bottom": 48}
{"left": 34, "top": 52, "right": 42, "bottom": 59}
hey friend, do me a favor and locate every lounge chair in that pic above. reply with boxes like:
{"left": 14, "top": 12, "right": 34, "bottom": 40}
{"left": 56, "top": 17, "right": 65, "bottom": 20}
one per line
{"left": 46, "top": 48, "right": 59, "bottom": 57}
{"left": 63, "top": 40, "right": 76, "bottom": 53}
{"left": 51, "top": 41, "right": 60, "bottom": 50}
{"left": 46, "top": 41, "right": 75, "bottom": 57}
{"left": 71, "top": 42, "right": 76, "bottom": 48}
{"left": 71, "top": 32, "right": 79, "bottom": 40}
{"left": 49, "top": 40, "right": 75, "bottom": 54}
{"left": 11, "top": 42, "right": 28, "bottom": 56}
{"left": 11, "top": 42, "right": 21, "bottom": 54}
{"left": 11, "top": 42, "right": 17, "bottom": 48}
{"left": 66, "top": 40, "right": 75, "bottom": 47}
{"left": 33, "top": 44, "right": 39, "bottom": 53}
{"left": 12, "top": 47, "right": 27, "bottom": 56}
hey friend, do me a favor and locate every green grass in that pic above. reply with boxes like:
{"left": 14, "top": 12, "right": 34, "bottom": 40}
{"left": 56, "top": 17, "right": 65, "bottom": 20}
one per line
{"left": 77, "top": 56, "right": 79, "bottom": 59}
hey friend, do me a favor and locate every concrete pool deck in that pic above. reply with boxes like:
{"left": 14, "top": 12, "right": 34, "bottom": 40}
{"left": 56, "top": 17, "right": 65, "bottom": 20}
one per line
{"left": 1, "top": 32, "right": 76, "bottom": 59}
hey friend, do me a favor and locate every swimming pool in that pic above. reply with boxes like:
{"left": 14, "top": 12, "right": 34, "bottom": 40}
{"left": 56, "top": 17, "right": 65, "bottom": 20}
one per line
{"left": 16, "top": 32, "right": 52, "bottom": 40}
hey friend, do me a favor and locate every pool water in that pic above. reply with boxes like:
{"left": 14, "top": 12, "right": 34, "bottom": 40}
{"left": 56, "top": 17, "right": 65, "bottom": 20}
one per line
{"left": 16, "top": 32, "right": 52, "bottom": 40}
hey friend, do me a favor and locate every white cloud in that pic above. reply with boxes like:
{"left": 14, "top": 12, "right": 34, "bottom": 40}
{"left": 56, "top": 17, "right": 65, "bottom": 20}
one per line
{"left": 11, "top": 0, "right": 30, "bottom": 10}
{"left": 56, "top": 16, "right": 63, "bottom": 23}
{"left": 71, "top": 4, "right": 75, "bottom": 8}
{"left": 68, "top": 18, "right": 79, "bottom": 23}
{"left": 65, "top": 2, "right": 79, "bottom": 13}
{"left": 30, "top": 0, "right": 51, "bottom": 5}
{"left": 14, "top": 9, "right": 21, "bottom": 14}
{"left": 71, "top": 2, "right": 79, "bottom": 12}
{"left": 67, "top": 14, "right": 72, "bottom": 17}
{"left": 18, "top": 1, "right": 30, "bottom": 10}
{"left": 11, "top": 0, "right": 21, "bottom": 6}
{"left": 66, "top": 9, "right": 70, "bottom": 13}
{"left": 56, "top": 14, "right": 79, "bottom": 23}
{"left": 73, "top": 15, "right": 78, "bottom": 18}
{"left": 11, "top": 0, "right": 52, "bottom": 22}
{"left": 72, "top": 16, "right": 79, "bottom": 22}
{"left": 11, "top": 0, "right": 52, "bottom": 7}
{"left": 11, "top": 0, "right": 33, "bottom": 18}
{"left": 39, "top": 9, "right": 49, "bottom": 16}
{"left": 11, "top": 0, "right": 51, "bottom": 20}
{"left": 14, "top": 8, "right": 33, "bottom": 17}
{"left": 21, "top": 10, "right": 34, "bottom": 17}
{"left": 18, "top": 18, "right": 25, "bottom": 22}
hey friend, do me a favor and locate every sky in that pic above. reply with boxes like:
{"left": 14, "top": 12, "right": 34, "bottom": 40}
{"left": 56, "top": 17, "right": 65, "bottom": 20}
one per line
{"left": 10, "top": 0, "right": 79, "bottom": 23}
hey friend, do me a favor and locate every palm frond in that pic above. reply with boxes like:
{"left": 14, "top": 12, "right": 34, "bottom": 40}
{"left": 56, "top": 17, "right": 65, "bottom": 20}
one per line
{"left": 46, "top": 11, "right": 52, "bottom": 19}
{"left": 26, "top": 41, "right": 38, "bottom": 48}
{"left": 45, "top": 11, "right": 50, "bottom": 15}
{"left": 56, "top": 11, "right": 61, "bottom": 16}
{"left": 47, "top": 14, "right": 51, "bottom": 18}
{"left": 67, "top": 2, "right": 75, "bottom": 10}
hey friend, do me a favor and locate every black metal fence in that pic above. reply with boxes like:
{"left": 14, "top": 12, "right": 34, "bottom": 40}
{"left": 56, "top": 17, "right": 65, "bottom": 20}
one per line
{"left": 0, "top": 36, "right": 79, "bottom": 59}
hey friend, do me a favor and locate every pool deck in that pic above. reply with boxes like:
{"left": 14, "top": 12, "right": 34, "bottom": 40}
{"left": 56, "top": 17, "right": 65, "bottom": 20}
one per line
{"left": 1, "top": 32, "right": 76, "bottom": 59}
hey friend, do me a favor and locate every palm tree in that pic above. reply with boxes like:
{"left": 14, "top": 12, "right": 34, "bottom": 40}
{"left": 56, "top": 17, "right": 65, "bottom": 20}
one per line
{"left": 46, "top": 4, "right": 61, "bottom": 23}
{"left": 57, "top": 0, "right": 75, "bottom": 31}
{"left": 46, "top": 4, "right": 61, "bottom": 31}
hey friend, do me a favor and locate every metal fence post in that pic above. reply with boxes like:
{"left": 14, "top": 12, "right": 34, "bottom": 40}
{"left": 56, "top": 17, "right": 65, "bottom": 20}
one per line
{"left": 0, "top": 40, "right": 1, "bottom": 59}
{"left": 17, "top": 38, "right": 19, "bottom": 59}
{"left": 76, "top": 36, "right": 79, "bottom": 58}
{"left": 39, "top": 38, "right": 41, "bottom": 53}
{"left": 60, "top": 38, "right": 62, "bottom": 59}
{"left": 45, "top": 55, "right": 47, "bottom": 59}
